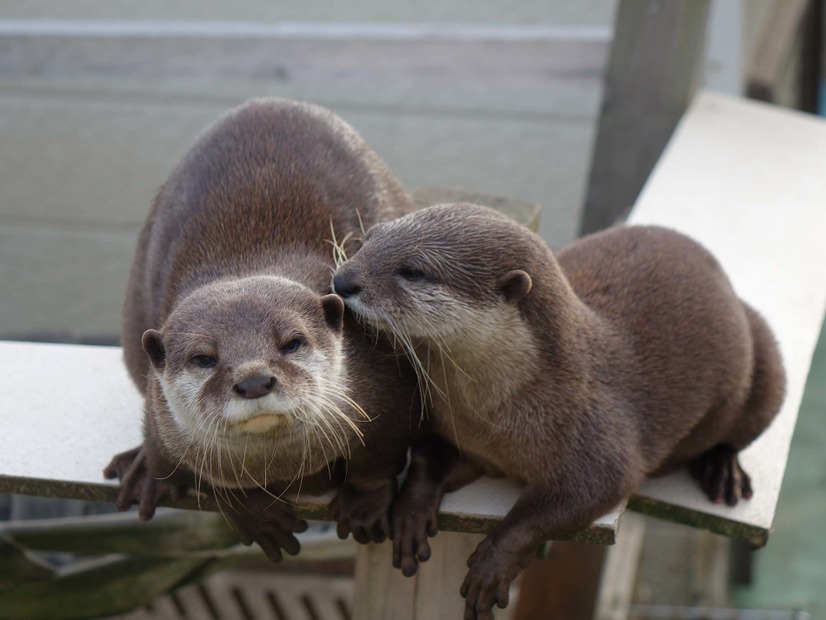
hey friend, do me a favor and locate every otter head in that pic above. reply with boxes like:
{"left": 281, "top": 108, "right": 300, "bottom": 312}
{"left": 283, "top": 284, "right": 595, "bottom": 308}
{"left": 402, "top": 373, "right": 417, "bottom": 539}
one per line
{"left": 332, "top": 203, "right": 533, "bottom": 342}
{"left": 142, "top": 275, "right": 353, "bottom": 488}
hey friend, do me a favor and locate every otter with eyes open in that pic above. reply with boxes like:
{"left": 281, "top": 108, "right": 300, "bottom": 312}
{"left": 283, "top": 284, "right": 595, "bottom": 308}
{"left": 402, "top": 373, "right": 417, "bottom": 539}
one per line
{"left": 103, "top": 98, "right": 421, "bottom": 560}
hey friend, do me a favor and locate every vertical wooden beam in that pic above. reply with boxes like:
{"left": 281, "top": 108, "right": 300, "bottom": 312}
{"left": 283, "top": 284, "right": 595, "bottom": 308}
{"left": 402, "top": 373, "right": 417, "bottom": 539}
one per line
{"left": 353, "top": 543, "right": 416, "bottom": 620}
{"left": 580, "top": 0, "right": 711, "bottom": 236}
{"left": 746, "top": 0, "right": 810, "bottom": 106}
{"left": 799, "top": 0, "right": 823, "bottom": 113}
{"left": 412, "top": 532, "right": 486, "bottom": 619}
{"left": 352, "top": 532, "right": 486, "bottom": 620}
{"left": 512, "top": 542, "right": 606, "bottom": 620}
{"left": 593, "top": 514, "right": 647, "bottom": 620}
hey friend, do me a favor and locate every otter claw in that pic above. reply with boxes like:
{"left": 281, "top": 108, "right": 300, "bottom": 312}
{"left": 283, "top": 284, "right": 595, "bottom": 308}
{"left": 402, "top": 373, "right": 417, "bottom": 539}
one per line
{"left": 330, "top": 480, "right": 395, "bottom": 545}
{"left": 459, "top": 537, "right": 530, "bottom": 620}
{"left": 690, "top": 444, "right": 753, "bottom": 506}
{"left": 104, "top": 445, "right": 187, "bottom": 518}
{"left": 218, "top": 490, "right": 308, "bottom": 563}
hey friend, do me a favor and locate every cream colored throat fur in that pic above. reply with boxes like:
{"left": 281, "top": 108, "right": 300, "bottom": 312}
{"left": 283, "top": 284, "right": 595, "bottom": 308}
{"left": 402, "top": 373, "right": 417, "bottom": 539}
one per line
{"left": 155, "top": 360, "right": 367, "bottom": 490}
{"left": 418, "top": 308, "right": 539, "bottom": 443}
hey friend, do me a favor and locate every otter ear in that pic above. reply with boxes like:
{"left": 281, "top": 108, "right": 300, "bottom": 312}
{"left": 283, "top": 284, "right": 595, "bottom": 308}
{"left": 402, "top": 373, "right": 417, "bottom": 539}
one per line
{"left": 142, "top": 329, "right": 166, "bottom": 370}
{"left": 320, "top": 294, "right": 345, "bottom": 332}
{"left": 498, "top": 270, "right": 532, "bottom": 304}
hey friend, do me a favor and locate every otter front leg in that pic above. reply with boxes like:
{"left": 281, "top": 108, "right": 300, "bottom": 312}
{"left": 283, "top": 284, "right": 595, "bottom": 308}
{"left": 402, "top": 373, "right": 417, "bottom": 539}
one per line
{"left": 329, "top": 477, "right": 396, "bottom": 544}
{"left": 460, "top": 484, "right": 615, "bottom": 620}
{"left": 103, "top": 444, "right": 188, "bottom": 520}
{"left": 329, "top": 448, "right": 409, "bottom": 545}
{"left": 216, "top": 488, "right": 309, "bottom": 563}
{"left": 393, "top": 437, "right": 481, "bottom": 577}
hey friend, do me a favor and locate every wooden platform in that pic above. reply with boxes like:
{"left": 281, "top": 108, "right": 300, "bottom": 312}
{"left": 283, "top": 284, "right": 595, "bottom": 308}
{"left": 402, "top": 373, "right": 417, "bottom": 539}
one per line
{"left": 0, "top": 340, "right": 620, "bottom": 543}
{"left": 628, "top": 91, "right": 826, "bottom": 546}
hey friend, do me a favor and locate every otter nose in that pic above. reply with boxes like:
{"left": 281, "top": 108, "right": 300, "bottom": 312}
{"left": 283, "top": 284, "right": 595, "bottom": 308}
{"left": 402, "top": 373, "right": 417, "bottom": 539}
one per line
{"left": 233, "top": 375, "right": 276, "bottom": 399}
{"left": 333, "top": 272, "right": 361, "bottom": 298}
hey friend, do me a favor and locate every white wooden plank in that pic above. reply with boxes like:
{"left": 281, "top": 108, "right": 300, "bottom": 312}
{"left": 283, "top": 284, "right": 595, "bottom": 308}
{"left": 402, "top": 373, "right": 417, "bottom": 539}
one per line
{"left": 0, "top": 339, "right": 621, "bottom": 541}
{"left": 440, "top": 477, "right": 622, "bottom": 543}
{"left": 0, "top": 341, "right": 141, "bottom": 488}
{"left": 628, "top": 90, "right": 826, "bottom": 544}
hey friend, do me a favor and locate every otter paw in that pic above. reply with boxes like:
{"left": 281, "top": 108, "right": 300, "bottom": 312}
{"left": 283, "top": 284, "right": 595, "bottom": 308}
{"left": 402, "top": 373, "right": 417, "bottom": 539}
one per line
{"left": 689, "top": 444, "right": 754, "bottom": 507}
{"left": 330, "top": 480, "right": 395, "bottom": 545}
{"left": 103, "top": 445, "right": 186, "bottom": 520}
{"left": 391, "top": 492, "right": 440, "bottom": 577}
{"left": 219, "top": 491, "right": 308, "bottom": 563}
{"left": 460, "top": 538, "right": 525, "bottom": 620}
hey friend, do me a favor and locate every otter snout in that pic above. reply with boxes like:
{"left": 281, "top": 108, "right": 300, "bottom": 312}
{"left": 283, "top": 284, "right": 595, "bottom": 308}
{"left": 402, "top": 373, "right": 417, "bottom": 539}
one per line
{"left": 333, "top": 271, "right": 361, "bottom": 299}
{"left": 233, "top": 375, "right": 277, "bottom": 399}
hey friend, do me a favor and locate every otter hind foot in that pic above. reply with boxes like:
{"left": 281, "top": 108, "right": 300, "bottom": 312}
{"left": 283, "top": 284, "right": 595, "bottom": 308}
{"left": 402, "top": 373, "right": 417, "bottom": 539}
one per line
{"left": 689, "top": 444, "right": 754, "bottom": 507}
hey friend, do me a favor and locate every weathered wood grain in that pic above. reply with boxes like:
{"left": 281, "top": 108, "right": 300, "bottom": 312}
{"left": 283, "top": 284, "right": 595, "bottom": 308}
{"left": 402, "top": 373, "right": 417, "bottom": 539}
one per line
{"left": 580, "top": 0, "right": 711, "bottom": 235}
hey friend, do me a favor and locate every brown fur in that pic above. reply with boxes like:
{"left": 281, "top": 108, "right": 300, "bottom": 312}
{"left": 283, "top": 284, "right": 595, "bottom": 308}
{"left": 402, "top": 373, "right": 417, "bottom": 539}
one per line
{"left": 333, "top": 203, "right": 785, "bottom": 619}
{"left": 104, "top": 98, "right": 420, "bottom": 559}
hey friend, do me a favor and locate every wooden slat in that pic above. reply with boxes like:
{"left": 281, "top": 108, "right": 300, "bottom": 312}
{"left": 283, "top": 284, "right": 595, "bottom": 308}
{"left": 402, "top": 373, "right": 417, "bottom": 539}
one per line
{"left": 0, "top": 340, "right": 623, "bottom": 540}
{"left": 353, "top": 532, "right": 488, "bottom": 620}
{"left": 594, "top": 514, "right": 647, "bottom": 620}
{"left": 627, "top": 90, "right": 826, "bottom": 546}
{"left": 745, "top": 0, "right": 809, "bottom": 104}
{"left": 580, "top": 0, "right": 711, "bottom": 235}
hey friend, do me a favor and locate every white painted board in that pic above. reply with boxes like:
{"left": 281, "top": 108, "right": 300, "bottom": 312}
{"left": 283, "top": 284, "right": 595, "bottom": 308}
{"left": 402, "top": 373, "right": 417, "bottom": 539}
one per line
{"left": 628, "top": 91, "right": 826, "bottom": 545}
{"left": 0, "top": 339, "right": 620, "bottom": 542}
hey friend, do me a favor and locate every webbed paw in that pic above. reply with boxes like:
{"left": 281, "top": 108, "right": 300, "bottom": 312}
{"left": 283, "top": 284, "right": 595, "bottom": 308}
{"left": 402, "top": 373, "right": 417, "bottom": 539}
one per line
{"left": 689, "top": 444, "right": 753, "bottom": 507}
{"left": 330, "top": 480, "right": 395, "bottom": 544}
{"left": 460, "top": 537, "right": 530, "bottom": 620}
{"left": 103, "top": 445, "right": 187, "bottom": 520}
{"left": 391, "top": 488, "right": 440, "bottom": 577}
{"left": 218, "top": 490, "right": 308, "bottom": 563}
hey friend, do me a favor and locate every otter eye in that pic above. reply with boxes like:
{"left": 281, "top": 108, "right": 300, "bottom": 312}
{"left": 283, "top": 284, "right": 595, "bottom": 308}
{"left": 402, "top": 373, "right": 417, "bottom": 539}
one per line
{"left": 191, "top": 355, "right": 217, "bottom": 369}
{"left": 281, "top": 338, "right": 305, "bottom": 354}
{"left": 398, "top": 267, "right": 427, "bottom": 282}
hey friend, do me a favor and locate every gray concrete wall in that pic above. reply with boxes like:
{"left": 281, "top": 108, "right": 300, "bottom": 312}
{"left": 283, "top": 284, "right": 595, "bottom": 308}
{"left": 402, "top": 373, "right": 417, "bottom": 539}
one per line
{"left": 0, "top": 2, "right": 617, "bottom": 25}
{"left": 0, "top": 3, "right": 616, "bottom": 339}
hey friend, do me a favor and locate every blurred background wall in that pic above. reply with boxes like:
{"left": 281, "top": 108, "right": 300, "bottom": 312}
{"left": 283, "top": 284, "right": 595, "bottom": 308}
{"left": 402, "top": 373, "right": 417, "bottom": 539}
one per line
{"left": 0, "top": 0, "right": 807, "bottom": 343}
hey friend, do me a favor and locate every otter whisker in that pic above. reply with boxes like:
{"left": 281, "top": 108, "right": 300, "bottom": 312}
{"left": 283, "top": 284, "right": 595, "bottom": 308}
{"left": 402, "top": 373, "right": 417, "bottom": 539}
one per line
{"left": 376, "top": 307, "right": 443, "bottom": 416}
{"left": 327, "top": 219, "right": 355, "bottom": 270}
{"left": 355, "top": 208, "right": 366, "bottom": 236}
{"left": 312, "top": 390, "right": 366, "bottom": 444}
{"left": 303, "top": 396, "right": 354, "bottom": 457}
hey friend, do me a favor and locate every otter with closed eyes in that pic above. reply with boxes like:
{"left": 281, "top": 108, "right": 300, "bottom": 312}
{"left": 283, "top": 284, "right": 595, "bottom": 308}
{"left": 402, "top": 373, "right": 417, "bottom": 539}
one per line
{"left": 332, "top": 202, "right": 785, "bottom": 619}
{"left": 103, "top": 98, "right": 420, "bottom": 560}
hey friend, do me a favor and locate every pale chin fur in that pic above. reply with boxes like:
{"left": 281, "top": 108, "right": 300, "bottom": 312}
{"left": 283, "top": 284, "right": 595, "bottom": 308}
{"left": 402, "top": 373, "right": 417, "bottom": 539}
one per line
{"left": 155, "top": 341, "right": 360, "bottom": 489}
{"left": 345, "top": 287, "right": 478, "bottom": 343}
{"left": 340, "top": 295, "right": 385, "bottom": 329}
{"left": 159, "top": 345, "right": 348, "bottom": 440}
{"left": 158, "top": 373, "right": 204, "bottom": 434}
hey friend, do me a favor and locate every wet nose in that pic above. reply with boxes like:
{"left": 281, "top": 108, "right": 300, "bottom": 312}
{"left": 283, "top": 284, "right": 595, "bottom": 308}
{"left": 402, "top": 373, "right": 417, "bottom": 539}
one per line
{"left": 333, "top": 272, "right": 361, "bottom": 298}
{"left": 233, "top": 375, "right": 276, "bottom": 399}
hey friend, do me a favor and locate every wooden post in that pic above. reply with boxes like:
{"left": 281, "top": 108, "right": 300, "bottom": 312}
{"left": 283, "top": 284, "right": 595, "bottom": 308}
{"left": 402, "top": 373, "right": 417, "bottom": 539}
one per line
{"left": 580, "top": 0, "right": 711, "bottom": 236}
{"left": 353, "top": 533, "right": 486, "bottom": 620}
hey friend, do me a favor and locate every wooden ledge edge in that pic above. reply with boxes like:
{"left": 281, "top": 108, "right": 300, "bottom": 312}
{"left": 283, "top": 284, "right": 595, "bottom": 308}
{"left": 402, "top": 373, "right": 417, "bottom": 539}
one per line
{"left": 1, "top": 475, "right": 619, "bottom": 545}
{"left": 627, "top": 495, "right": 768, "bottom": 548}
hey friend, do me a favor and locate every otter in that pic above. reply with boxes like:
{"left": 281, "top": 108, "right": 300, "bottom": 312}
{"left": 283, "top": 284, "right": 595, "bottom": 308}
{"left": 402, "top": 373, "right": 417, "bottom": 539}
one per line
{"left": 332, "top": 203, "right": 785, "bottom": 619}
{"left": 103, "top": 98, "right": 420, "bottom": 560}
